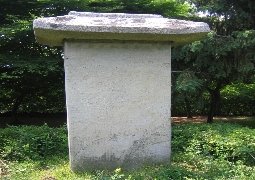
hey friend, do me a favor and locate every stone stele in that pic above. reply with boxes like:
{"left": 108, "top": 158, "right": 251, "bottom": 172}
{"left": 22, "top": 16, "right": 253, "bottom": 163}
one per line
{"left": 33, "top": 11, "right": 210, "bottom": 172}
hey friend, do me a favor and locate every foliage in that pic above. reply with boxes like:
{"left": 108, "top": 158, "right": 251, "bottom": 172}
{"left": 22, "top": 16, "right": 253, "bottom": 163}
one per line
{"left": 173, "top": 70, "right": 203, "bottom": 117}
{"left": 112, "top": 0, "right": 192, "bottom": 18}
{"left": 175, "top": 70, "right": 203, "bottom": 91}
{"left": 172, "top": 122, "right": 255, "bottom": 179}
{"left": 0, "top": 124, "right": 68, "bottom": 161}
{"left": 173, "top": 123, "right": 255, "bottom": 165}
{"left": 172, "top": 0, "right": 255, "bottom": 122}
{"left": 0, "top": 1, "right": 67, "bottom": 116}
{"left": 1, "top": 0, "right": 255, "bottom": 120}
{"left": 172, "top": 30, "right": 255, "bottom": 121}
{"left": 221, "top": 83, "right": 255, "bottom": 115}
{"left": 172, "top": 82, "right": 255, "bottom": 117}
{"left": 189, "top": 0, "right": 255, "bottom": 35}
{"left": 1, "top": 121, "right": 255, "bottom": 179}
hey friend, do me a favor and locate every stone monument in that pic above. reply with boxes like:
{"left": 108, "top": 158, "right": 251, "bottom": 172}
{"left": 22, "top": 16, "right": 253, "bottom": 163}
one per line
{"left": 33, "top": 11, "right": 210, "bottom": 172}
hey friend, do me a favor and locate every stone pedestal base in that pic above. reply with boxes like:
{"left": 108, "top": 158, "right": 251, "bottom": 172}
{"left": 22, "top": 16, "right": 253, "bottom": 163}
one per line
{"left": 64, "top": 40, "right": 171, "bottom": 171}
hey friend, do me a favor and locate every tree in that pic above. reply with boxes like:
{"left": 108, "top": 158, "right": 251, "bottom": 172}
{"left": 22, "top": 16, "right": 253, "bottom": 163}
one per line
{"left": 0, "top": 21, "right": 65, "bottom": 121}
{"left": 172, "top": 70, "right": 203, "bottom": 118}
{"left": 172, "top": 0, "right": 255, "bottom": 122}
{"left": 0, "top": 0, "right": 83, "bottom": 121}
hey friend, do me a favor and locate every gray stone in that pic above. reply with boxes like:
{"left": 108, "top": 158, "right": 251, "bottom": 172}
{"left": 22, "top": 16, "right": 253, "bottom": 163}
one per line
{"left": 33, "top": 11, "right": 210, "bottom": 46}
{"left": 33, "top": 11, "right": 209, "bottom": 172}
{"left": 65, "top": 40, "right": 171, "bottom": 171}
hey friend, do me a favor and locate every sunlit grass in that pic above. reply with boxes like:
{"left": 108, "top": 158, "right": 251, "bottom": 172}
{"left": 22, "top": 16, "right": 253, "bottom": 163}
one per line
{"left": 3, "top": 157, "right": 96, "bottom": 180}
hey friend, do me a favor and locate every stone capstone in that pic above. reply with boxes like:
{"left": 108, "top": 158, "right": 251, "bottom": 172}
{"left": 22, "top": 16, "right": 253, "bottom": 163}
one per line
{"left": 33, "top": 11, "right": 210, "bottom": 46}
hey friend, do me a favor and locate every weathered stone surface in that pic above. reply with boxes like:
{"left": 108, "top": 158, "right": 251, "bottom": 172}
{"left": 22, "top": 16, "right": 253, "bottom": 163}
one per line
{"left": 64, "top": 40, "right": 171, "bottom": 171}
{"left": 33, "top": 11, "right": 210, "bottom": 46}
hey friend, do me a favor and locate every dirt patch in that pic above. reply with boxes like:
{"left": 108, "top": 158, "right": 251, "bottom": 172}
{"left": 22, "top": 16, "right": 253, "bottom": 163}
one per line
{"left": 1, "top": 115, "right": 251, "bottom": 128}
{"left": 1, "top": 116, "right": 205, "bottom": 128}
{"left": 172, "top": 116, "right": 207, "bottom": 125}
{"left": 171, "top": 116, "right": 255, "bottom": 128}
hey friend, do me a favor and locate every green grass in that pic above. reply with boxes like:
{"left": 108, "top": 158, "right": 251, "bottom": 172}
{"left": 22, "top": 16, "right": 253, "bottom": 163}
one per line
{"left": 1, "top": 118, "right": 255, "bottom": 179}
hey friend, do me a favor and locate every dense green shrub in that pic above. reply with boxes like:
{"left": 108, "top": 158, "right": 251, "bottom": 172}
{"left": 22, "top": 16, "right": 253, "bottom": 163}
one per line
{"left": 172, "top": 122, "right": 255, "bottom": 179}
{"left": 221, "top": 83, "right": 255, "bottom": 115}
{"left": 173, "top": 122, "right": 255, "bottom": 165}
{"left": 0, "top": 124, "right": 68, "bottom": 161}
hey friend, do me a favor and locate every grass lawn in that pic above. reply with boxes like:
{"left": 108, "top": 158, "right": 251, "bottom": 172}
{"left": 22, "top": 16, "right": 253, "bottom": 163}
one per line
{"left": 0, "top": 116, "right": 255, "bottom": 179}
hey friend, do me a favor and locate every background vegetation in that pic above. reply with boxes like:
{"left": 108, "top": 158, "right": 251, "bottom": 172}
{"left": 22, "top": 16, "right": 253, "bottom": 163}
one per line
{"left": 1, "top": 0, "right": 255, "bottom": 124}
{"left": 1, "top": 0, "right": 255, "bottom": 123}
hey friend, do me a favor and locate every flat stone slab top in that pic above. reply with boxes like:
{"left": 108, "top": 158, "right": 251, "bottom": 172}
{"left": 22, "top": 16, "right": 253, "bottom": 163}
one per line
{"left": 33, "top": 11, "right": 210, "bottom": 46}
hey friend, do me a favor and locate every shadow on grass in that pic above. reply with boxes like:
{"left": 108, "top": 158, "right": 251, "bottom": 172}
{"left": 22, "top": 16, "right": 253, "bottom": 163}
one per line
{"left": 215, "top": 116, "right": 255, "bottom": 129}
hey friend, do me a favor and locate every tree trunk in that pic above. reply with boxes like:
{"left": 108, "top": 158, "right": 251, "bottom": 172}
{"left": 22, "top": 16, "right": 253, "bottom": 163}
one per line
{"left": 215, "top": 89, "right": 222, "bottom": 116}
{"left": 184, "top": 95, "right": 192, "bottom": 118}
{"left": 207, "top": 84, "right": 222, "bottom": 123}
{"left": 207, "top": 92, "right": 215, "bottom": 123}
{"left": 171, "top": 104, "right": 178, "bottom": 117}
{"left": 11, "top": 95, "right": 25, "bottom": 124}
